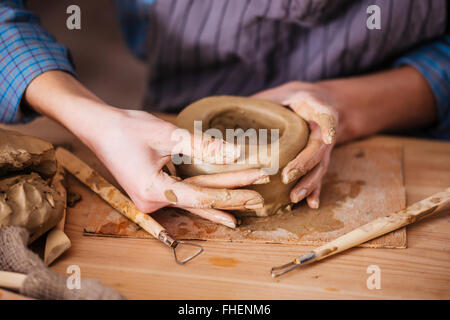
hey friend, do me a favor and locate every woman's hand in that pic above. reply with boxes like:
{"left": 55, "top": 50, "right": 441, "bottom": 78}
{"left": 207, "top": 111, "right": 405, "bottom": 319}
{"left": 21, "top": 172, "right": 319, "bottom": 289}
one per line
{"left": 252, "top": 82, "right": 339, "bottom": 209}
{"left": 87, "top": 108, "right": 268, "bottom": 227}
{"left": 24, "top": 71, "right": 268, "bottom": 228}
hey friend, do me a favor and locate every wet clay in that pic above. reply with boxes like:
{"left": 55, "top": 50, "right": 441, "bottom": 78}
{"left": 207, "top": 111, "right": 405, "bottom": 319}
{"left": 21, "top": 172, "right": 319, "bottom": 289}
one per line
{"left": 0, "top": 128, "right": 57, "bottom": 178}
{"left": 175, "top": 96, "right": 309, "bottom": 216}
{"left": 0, "top": 172, "right": 64, "bottom": 243}
{"left": 0, "top": 129, "right": 64, "bottom": 242}
{"left": 164, "top": 189, "right": 178, "bottom": 203}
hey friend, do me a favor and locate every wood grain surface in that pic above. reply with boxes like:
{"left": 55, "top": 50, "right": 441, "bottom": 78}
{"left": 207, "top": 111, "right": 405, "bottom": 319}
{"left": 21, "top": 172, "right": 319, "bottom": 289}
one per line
{"left": 1, "top": 117, "right": 449, "bottom": 300}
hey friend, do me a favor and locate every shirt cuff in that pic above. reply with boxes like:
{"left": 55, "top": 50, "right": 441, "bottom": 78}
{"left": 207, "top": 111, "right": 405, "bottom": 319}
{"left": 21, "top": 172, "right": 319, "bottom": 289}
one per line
{"left": 393, "top": 37, "right": 450, "bottom": 140}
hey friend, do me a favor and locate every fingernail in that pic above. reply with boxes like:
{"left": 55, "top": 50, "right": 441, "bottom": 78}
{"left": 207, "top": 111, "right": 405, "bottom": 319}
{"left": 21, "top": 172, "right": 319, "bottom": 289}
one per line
{"left": 253, "top": 176, "right": 270, "bottom": 185}
{"left": 328, "top": 127, "right": 336, "bottom": 143}
{"left": 223, "top": 220, "right": 236, "bottom": 229}
{"left": 309, "top": 199, "right": 319, "bottom": 209}
{"left": 215, "top": 214, "right": 236, "bottom": 228}
{"left": 283, "top": 169, "right": 300, "bottom": 184}
{"left": 293, "top": 189, "right": 307, "bottom": 203}
{"left": 244, "top": 198, "right": 264, "bottom": 209}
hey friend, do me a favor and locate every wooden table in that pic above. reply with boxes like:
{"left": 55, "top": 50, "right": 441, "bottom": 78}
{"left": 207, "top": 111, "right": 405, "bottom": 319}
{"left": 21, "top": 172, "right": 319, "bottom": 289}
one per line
{"left": 1, "top": 117, "right": 449, "bottom": 299}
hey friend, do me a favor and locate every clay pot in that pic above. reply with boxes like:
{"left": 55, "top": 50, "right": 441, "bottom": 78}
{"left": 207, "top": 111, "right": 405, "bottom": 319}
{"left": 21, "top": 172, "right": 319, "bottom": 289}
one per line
{"left": 175, "top": 96, "right": 309, "bottom": 216}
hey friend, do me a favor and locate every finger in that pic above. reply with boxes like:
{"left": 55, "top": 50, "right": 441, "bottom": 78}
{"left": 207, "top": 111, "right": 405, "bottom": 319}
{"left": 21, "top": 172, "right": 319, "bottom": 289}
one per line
{"left": 169, "top": 126, "right": 241, "bottom": 165}
{"left": 306, "top": 182, "right": 322, "bottom": 209}
{"left": 182, "top": 207, "right": 237, "bottom": 229}
{"left": 165, "top": 161, "right": 177, "bottom": 176}
{"left": 290, "top": 163, "right": 326, "bottom": 203}
{"left": 252, "top": 88, "right": 337, "bottom": 145}
{"left": 290, "top": 147, "right": 332, "bottom": 203}
{"left": 183, "top": 168, "right": 270, "bottom": 188}
{"left": 283, "top": 92, "right": 337, "bottom": 145}
{"left": 158, "top": 172, "right": 264, "bottom": 210}
{"left": 281, "top": 123, "right": 327, "bottom": 184}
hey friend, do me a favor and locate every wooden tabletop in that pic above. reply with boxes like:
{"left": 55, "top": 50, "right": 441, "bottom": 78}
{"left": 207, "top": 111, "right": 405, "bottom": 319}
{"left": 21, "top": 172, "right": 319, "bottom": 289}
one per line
{"left": 1, "top": 117, "right": 449, "bottom": 299}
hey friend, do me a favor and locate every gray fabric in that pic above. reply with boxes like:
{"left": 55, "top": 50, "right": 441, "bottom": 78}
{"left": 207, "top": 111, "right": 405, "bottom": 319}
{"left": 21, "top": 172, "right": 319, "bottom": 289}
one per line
{"left": 0, "top": 226, "right": 125, "bottom": 300}
{"left": 0, "top": 226, "right": 44, "bottom": 273}
{"left": 21, "top": 268, "right": 124, "bottom": 300}
{"left": 136, "top": 0, "right": 447, "bottom": 112}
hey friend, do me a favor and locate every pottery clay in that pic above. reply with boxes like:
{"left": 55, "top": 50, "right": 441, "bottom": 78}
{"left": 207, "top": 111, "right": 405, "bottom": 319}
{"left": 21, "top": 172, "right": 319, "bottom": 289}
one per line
{"left": 175, "top": 96, "right": 309, "bottom": 217}
{"left": 0, "top": 128, "right": 57, "bottom": 178}
{"left": 0, "top": 129, "right": 64, "bottom": 242}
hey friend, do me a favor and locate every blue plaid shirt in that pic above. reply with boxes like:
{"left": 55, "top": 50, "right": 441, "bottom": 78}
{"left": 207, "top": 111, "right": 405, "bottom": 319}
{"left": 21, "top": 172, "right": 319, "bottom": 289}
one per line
{"left": 0, "top": 0, "right": 449, "bottom": 139}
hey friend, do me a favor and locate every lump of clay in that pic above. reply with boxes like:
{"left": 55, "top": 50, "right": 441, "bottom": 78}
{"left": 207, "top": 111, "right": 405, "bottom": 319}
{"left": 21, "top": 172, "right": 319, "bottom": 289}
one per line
{"left": 0, "top": 129, "right": 64, "bottom": 243}
{"left": 0, "top": 128, "right": 57, "bottom": 178}
{"left": 175, "top": 96, "right": 309, "bottom": 217}
{"left": 0, "top": 172, "right": 64, "bottom": 243}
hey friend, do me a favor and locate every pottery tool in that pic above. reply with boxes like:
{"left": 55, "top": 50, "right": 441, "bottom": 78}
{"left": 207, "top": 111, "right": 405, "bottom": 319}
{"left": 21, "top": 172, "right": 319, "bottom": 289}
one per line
{"left": 271, "top": 187, "right": 450, "bottom": 277}
{"left": 55, "top": 148, "right": 203, "bottom": 264}
{"left": 0, "top": 270, "right": 26, "bottom": 291}
{"left": 44, "top": 165, "right": 71, "bottom": 265}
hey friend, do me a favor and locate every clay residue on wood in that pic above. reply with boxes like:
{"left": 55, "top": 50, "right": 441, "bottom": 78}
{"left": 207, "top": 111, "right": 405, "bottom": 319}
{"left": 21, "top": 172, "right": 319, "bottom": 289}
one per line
{"left": 239, "top": 207, "right": 344, "bottom": 238}
{"left": 85, "top": 170, "right": 111, "bottom": 191}
{"left": 236, "top": 174, "right": 367, "bottom": 238}
{"left": 323, "top": 172, "right": 365, "bottom": 200}
{"left": 193, "top": 219, "right": 219, "bottom": 234}
{"left": 99, "top": 221, "right": 131, "bottom": 234}
{"left": 67, "top": 192, "right": 81, "bottom": 207}
{"left": 209, "top": 256, "right": 240, "bottom": 267}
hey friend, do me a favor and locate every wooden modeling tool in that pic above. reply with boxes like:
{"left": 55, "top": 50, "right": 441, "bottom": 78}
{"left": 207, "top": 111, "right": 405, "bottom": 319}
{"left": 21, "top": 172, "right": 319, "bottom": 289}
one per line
{"left": 271, "top": 187, "right": 450, "bottom": 277}
{"left": 55, "top": 148, "right": 203, "bottom": 264}
{"left": 44, "top": 165, "right": 71, "bottom": 265}
{"left": 0, "top": 271, "right": 26, "bottom": 291}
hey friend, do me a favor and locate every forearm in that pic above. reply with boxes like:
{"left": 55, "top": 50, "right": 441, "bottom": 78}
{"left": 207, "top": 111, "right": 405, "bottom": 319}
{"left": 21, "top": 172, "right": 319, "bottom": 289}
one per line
{"left": 319, "top": 66, "right": 437, "bottom": 143}
{"left": 23, "top": 71, "right": 122, "bottom": 148}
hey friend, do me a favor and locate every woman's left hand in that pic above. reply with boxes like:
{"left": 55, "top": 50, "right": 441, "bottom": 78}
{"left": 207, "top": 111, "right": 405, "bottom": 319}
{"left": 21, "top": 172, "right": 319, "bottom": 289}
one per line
{"left": 252, "top": 81, "right": 339, "bottom": 209}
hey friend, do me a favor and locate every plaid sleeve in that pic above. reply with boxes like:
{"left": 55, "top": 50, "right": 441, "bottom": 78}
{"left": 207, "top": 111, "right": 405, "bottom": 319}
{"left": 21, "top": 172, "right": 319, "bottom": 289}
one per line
{"left": 394, "top": 36, "right": 450, "bottom": 140}
{"left": 0, "top": 0, "right": 76, "bottom": 123}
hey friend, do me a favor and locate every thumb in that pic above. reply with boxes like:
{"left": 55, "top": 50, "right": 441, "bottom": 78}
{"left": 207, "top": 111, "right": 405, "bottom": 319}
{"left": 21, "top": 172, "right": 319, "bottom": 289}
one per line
{"left": 169, "top": 126, "right": 241, "bottom": 165}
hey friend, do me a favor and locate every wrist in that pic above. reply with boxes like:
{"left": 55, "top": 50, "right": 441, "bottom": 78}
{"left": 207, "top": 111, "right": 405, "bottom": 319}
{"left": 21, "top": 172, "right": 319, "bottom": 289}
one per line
{"left": 314, "top": 80, "right": 362, "bottom": 144}
{"left": 62, "top": 99, "right": 124, "bottom": 148}
{"left": 24, "top": 70, "right": 124, "bottom": 147}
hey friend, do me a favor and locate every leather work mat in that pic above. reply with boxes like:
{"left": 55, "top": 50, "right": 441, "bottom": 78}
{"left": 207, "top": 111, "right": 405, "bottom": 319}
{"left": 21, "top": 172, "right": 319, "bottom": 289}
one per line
{"left": 80, "top": 143, "right": 407, "bottom": 248}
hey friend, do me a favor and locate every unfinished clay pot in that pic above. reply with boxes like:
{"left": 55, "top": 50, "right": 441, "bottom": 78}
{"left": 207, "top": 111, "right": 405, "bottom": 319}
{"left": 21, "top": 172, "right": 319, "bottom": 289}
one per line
{"left": 175, "top": 96, "right": 309, "bottom": 216}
